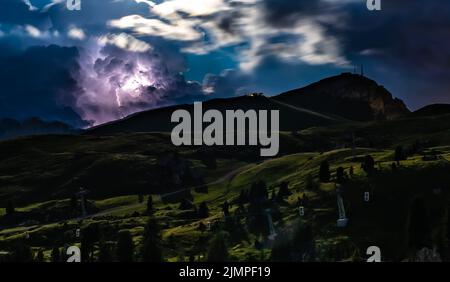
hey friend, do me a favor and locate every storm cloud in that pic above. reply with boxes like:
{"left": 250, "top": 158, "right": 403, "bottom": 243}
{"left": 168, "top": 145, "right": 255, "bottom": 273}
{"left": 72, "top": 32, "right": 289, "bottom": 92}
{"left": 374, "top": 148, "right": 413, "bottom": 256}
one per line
{"left": 0, "top": 44, "right": 88, "bottom": 127}
{"left": 0, "top": 0, "right": 449, "bottom": 126}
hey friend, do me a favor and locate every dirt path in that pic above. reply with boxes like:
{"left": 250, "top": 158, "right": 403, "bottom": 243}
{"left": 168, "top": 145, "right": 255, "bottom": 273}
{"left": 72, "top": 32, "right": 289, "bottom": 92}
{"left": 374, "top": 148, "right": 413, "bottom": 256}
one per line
{"left": 84, "top": 163, "right": 254, "bottom": 219}
{"left": 267, "top": 97, "right": 348, "bottom": 122}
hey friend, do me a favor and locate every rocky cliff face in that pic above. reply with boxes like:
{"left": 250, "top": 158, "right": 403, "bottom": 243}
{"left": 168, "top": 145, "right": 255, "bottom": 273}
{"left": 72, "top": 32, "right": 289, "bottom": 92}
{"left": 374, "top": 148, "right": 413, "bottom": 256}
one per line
{"left": 275, "top": 73, "right": 410, "bottom": 121}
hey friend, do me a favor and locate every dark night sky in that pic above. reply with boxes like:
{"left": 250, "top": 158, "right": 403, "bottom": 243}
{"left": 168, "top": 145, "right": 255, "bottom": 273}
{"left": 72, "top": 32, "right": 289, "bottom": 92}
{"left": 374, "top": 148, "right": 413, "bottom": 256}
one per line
{"left": 0, "top": 0, "right": 449, "bottom": 127}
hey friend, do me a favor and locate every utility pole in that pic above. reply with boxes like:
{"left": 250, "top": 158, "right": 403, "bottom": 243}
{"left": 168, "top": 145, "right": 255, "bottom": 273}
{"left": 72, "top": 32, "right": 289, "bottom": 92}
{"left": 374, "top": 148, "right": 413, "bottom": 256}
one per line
{"left": 265, "top": 208, "right": 277, "bottom": 241}
{"left": 336, "top": 185, "right": 349, "bottom": 227}
{"left": 76, "top": 187, "right": 89, "bottom": 218}
{"left": 352, "top": 132, "right": 356, "bottom": 159}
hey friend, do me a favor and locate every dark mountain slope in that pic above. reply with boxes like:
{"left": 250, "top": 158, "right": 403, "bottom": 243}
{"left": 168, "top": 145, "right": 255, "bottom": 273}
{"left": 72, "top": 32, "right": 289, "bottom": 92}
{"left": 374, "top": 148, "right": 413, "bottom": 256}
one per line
{"left": 274, "top": 73, "right": 410, "bottom": 121}
{"left": 86, "top": 73, "right": 409, "bottom": 135}
{"left": 86, "top": 95, "right": 340, "bottom": 135}
{"left": 413, "top": 104, "right": 450, "bottom": 117}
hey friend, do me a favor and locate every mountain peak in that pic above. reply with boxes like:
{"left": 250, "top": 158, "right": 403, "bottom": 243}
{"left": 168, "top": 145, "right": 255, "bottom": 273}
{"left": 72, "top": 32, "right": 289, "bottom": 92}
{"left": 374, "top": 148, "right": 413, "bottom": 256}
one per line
{"left": 274, "top": 73, "right": 410, "bottom": 121}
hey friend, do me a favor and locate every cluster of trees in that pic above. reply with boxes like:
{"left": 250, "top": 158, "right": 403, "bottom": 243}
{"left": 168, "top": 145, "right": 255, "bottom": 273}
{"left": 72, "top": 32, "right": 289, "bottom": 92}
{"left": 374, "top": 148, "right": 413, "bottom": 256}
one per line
{"left": 395, "top": 142, "right": 426, "bottom": 164}
{"left": 275, "top": 182, "right": 291, "bottom": 199}
{"left": 271, "top": 220, "right": 315, "bottom": 261}
{"left": 176, "top": 198, "right": 210, "bottom": 219}
{"left": 317, "top": 151, "right": 407, "bottom": 185}
{"left": 84, "top": 218, "right": 163, "bottom": 262}
{"left": 243, "top": 181, "right": 278, "bottom": 235}
{"left": 318, "top": 160, "right": 351, "bottom": 183}
{"left": 238, "top": 180, "right": 291, "bottom": 205}
{"left": 4, "top": 217, "right": 164, "bottom": 262}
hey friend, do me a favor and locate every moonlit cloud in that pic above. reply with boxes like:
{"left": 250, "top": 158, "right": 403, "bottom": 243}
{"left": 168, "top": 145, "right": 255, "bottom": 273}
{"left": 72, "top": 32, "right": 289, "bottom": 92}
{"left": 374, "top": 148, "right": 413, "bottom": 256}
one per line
{"left": 134, "top": 0, "right": 156, "bottom": 8}
{"left": 108, "top": 0, "right": 347, "bottom": 71}
{"left": 98, "top": 32, "right": 153, "bottom": 52}
{"left": 22, "top": 0, "right": 38, "bottom": 11}
{"left": 25, "top": 24, "right": 42, "bottom": 37}
{"left": 152, "top": 0, "right": 230, "bottom": 17}
{"left": 233, "top": 7, "right": 348, "bottom": 71}
{"left": 68, "top": 26, "right": 86, "bottom": 40}
{"left": 108, "top": 14, "right": 203, "bottom": 42}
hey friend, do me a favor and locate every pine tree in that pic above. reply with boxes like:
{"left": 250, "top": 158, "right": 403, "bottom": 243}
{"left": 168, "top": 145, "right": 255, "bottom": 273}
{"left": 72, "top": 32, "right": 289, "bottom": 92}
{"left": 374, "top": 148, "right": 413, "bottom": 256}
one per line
{"left": 6, "top": 201, "right": 14, "bottom": 215}
{"left": 336, "top": 167, "right": 345, "bottom": 183}
{"left": 395, "top": 145, "right": 406, "bottom": 164}
{"left": 51, "top": 246, "right": 60, "bottom": 262}
{"left": 222, "top": 201, "right": 230, "bottom": 217}
{"left": 239, "top": 189, "right": 246, "bottom": 204}
{"left": 259, "top": 181, "right": 269, "bottom": 200}
{"left": 305, "top": 174, "right": 318, "bottom": 190}
{"left": 278, "top": 182, "right": 290, "bottom": 197}
{"left": 35, "top": 249, "right": 44, "bottom": 262}
{"left": 11, "top": 244, "right": 33, "bottom": 262}
{"left": 98, "top": 240, "right": 113, "bottom": 262}
{"left": 319, "top": 161, "right": 330, "bottom": 183}
{"left": 81, "top": 224, "right": 100, "bottom": 262}
{"left": 408, "top": 198, "right": 432, "bottom": 252}
{"left": 146, "top": 195, "right": 153, "bottom": 214}
{"left": 362, "top": 155, "right": 375, "bottom": 174}
{"left": 271, "top": 189, "right": 277, "bottom": 201}
{"left": 60, "top": 247, "right": 66, "bottom": 262}
{"left": 198, "top": 222, "right": 206, "bottom": 233}
{"left": 271, "top": 233, "right": 291, "bottom": 261}
{"left": 391, "top": 162, "right": 398, "bottom": 171}
{"left": 292, "top": 221, "right": 315, "bottom": 262}
{"left": 198, "top": 202, "right": 209, "bottom": 218}
{"left": 116, "top": 230, "right": 134, "bottom": 262}
{"left": 207, "top": 232, "right": 229, "bottom": 262}
{"left": 141, "top": 218, "right": 163, "bottom": 262}
{"left": 70, "top": 195, "right": 78, "bottom": 211}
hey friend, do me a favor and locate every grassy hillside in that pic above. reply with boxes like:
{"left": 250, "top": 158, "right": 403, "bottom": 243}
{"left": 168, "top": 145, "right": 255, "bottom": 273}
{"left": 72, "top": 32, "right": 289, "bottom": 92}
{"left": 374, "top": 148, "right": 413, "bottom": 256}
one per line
{"left": 1, "top": 115, "right": 450, "bottom": 262}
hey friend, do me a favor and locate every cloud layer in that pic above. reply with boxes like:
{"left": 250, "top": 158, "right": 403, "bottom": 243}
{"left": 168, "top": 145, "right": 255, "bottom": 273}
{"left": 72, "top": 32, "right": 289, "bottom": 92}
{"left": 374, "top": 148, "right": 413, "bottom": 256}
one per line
{"left": 0, "top": 0, "right": 449, "bottom": 126}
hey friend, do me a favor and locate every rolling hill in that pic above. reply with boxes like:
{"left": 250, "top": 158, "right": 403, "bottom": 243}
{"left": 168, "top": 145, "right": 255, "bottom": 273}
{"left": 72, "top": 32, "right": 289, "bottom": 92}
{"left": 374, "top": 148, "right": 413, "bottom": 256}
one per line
{"left": 86, "top": 73, "right": 409, "bottom": 135}
{"left": 0, "top": 117, "right": 76, "bottom": 140}
{"left": 413, "top": 104, "right": 450, "bottom": 117}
